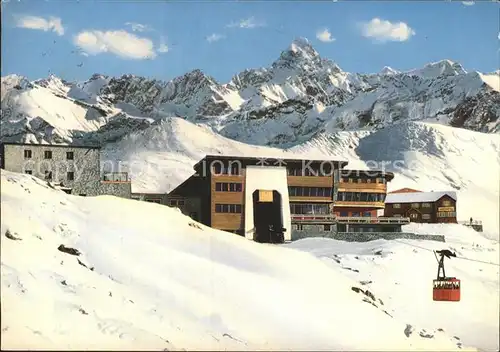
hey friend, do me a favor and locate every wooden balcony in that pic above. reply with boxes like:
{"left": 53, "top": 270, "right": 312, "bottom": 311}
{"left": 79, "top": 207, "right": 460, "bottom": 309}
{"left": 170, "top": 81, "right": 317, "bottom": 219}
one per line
{"left": 337, "top": 182, "right": 386, "bottom": 192}
{"left": 291, "top": 214, "right": 410, "bottom": 225}
{"left": 336, "top": 216, "right": 410, "bottom": 225}
{"left": 334, "top": 201, "right": 385, "bottom": 208}
{"left": 290, "top": 196, "right": 332, "bottom": 203}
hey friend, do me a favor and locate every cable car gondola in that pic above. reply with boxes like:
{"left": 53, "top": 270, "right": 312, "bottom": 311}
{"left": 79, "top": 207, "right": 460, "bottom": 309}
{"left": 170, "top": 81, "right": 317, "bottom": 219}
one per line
{"left": 433, "top": 249, "right": 461, "bottom": 302}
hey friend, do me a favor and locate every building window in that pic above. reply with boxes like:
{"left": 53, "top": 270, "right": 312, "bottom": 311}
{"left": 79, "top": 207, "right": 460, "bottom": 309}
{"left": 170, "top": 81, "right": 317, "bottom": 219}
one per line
{"left": 212, "top": 163, "right": 222, "bottom": 175}
{"left": 437, "top": 211, "right": 456, "bottom": 218}
{"left": 422, "top": 203, "right": 431, "bottom": 208}
{"left": 147, "top": 199, "right": 162, "bottom": 204}
{"left": 363, "top": 212, "right": 371, "bottom": 217}
{"left": 215, "top": 182, "right": 242, "bottom": 192}
{"left": 393, "top": 203, "right": 401, "bottom": 208}
{"left": 67, "top": 172, "right": 74, "bottom": 181}
{"left": 336, "top": 192, "right": 386, "bottom": 203}
{"left": 24, "top": 150, "right": 32, "bottom": 159}
{"left": 422, "top": 214, "right": 431, "bottom": 220}
{"left": 352, "top": 212, "right": 360, "bottom": 217}
{"left": 44, "top": 170, "right": 52, "bottom": 180}
{"left": 215, "top": 203, "right": 242, "bottom": 213}
{"left": 411, "top": 203, "right": 420, "bottom": 208}
{"left": 288, "top": 186, "right": 332, "bottom": 198}
{"left": 290, "top": 203, "right": 330, "bottom": 215}
{"left": 79, "top": 194, "right": 86, "bottom": 197}
{"left": 442, "top": 200, "right": 452, "bottom": 207}
{"left": 25, "top": 170, "right": 32, "bottom": 175}
{"left": 228, "top": 162, "right": 240, "bottom": 175}
{"left": 44, "top": 151, "right": 52, "bottom": 159}
{"left": 366, "top": 178, "right": 372, "bottom": 183}
{"left": 324, "top": 224, "right": 331, "bottom": 231}
{"left": 170, "top": 199, "right": 184, "bottom": 207}
{"left": 339, "top": 211, "right": 348, "bottom": 217}
{"left": 66, "top": 151, "right": 74, "bottom": 160}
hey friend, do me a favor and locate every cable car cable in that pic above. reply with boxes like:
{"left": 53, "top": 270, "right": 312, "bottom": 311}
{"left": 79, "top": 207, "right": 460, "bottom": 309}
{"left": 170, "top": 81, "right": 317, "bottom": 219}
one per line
{"left": 391, "top": 239, "right": 500, "bottom": 267}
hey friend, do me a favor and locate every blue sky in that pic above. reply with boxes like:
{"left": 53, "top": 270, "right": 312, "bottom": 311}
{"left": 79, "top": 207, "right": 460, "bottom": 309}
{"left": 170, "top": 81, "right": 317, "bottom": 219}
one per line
{"left": 2, "top": 0, "right": 499, "bottom": 83}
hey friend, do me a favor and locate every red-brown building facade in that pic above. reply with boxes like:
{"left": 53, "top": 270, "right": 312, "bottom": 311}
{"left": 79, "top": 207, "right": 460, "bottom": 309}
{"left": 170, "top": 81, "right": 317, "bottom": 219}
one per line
{"left": 384, "top": 191, "right": 457, "bottom": 223}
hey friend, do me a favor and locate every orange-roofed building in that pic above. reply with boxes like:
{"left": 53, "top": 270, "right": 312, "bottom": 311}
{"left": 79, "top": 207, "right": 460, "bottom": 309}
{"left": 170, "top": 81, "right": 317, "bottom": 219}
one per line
{"left": 389, "top": 188, "right": 422, "bottom": 194}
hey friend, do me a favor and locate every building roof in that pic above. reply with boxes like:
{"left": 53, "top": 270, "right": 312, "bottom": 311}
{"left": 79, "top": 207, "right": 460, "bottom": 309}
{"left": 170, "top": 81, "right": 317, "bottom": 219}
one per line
{"left": 193, "top": 154, "right": 349, "bottom": 171}
{"left": 0, "top": 142, "right": 101, "bottom": 149}
{"left": 389, "top": 188, "right": 422, "bottom": 194}
{"left": 341, "top": 169, "right": 395, "bottom": 181}
{"left": 385, "top": 191, "right": 457, "bottom": 204}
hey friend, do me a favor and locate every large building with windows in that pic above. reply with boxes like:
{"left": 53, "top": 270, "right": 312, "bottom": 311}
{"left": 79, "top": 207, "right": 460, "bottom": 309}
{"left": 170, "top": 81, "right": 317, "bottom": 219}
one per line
{"left": 164, "top": 154, "right": 400, "bottom": 243}
{"left": 384, "top": 189, "right": 457, "bottom": 223}
{"left": 334, "top": 170, "right": 394, "bottom": 217}
{"left": 0, "top": 142, "right": 131, "bottom": 198}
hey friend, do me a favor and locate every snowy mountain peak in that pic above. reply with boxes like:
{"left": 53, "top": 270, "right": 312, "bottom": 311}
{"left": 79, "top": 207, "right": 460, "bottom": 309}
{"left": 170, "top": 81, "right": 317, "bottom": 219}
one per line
{"left": 273, "top": 37, "right": 321, "bottom": 69}
{"left": 32, "top": 74, "right": 72, "bottom": 95}
{"left": 408, "top": 59, "right": 467, "bottom": 78}
{"left": 289, "top": 37, "right": 318, "bottom": 57}
{"left": 380, "top": 66, "right": 399, "bottom": 75}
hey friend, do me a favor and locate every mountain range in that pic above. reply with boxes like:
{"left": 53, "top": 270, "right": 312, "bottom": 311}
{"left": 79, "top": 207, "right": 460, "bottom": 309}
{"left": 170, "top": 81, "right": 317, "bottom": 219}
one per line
{"left": 1, "top": 38, "right": 499, "bottom": 233}
{"left": 1, "top": 37, "right": 499, "bottom": 147}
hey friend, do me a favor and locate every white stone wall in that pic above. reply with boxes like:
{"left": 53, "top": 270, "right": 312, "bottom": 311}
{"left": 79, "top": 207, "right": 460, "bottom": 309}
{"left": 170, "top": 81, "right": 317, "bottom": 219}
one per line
{"left": 2, "top": 144, "right": 129, "bottom": 198}
{"left": 244, "top": 166, "right": 292, "bottom": 241}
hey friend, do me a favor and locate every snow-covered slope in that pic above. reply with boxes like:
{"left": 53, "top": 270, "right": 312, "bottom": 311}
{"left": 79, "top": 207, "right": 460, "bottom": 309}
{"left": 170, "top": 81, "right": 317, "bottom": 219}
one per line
{"left": 0, "top": 170, "right": 485, "bottom": 350}
{"left": 1, "top": 38, "right": 499, "bottom": 147}
{"left": 286, "top": 223, "right": 500, "bottom": 352}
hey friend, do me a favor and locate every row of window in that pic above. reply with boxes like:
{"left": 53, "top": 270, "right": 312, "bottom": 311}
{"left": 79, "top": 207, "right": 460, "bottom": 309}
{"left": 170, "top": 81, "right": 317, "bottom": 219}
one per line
{"left": 24, "top": 150, "right": 74, "bottom": 160}
{"left": 336, "top": 192, "right": 386, "bottom": 202}
{"left": 215, "top": 203, "right": 242, "bottom": 213}
{"left": 215, "top": 182, "right": 243, "bottom": 192}
{"left": 409, "top": 213, "right": 432, "bottom": 220}
{"left": 25, "top": 170, "right": 74, "bottom": 181}
{"left": 287, "top": 167, "right": 334, "bottom": 177}
{"left": 290, "top": 203, "right": 330, "bottom": 215}
{"left": 293, "top": 224, "right": 333, "bottom": 231}
{"left": 288, "top": 186, "right": 333, "bottom": 198}
{"left": 337, "top": 211, "right": 373, "bottom": 217}
{"left": 340, "top": 177, "right": 387, "bottom": 184}
{"left": 170, "top": 199, "right": 185, "bottom": 207}
{"left": 437, "top": 212, "right": 456, "bottom": 218}
{"left": 393, "top": 200, "right": 452, "bottom": 209}
{"left": 212, "top": 164, "right": 241, "bottom": 175}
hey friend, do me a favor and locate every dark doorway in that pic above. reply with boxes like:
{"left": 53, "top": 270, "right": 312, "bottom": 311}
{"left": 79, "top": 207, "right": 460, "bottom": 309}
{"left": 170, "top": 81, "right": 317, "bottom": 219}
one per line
{"left": 252, "top": 190, "right": 285, "bottom": 244}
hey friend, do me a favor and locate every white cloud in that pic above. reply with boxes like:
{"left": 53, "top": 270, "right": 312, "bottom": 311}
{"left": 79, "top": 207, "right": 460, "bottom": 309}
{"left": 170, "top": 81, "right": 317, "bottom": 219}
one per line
{"left": 125, "top": 22, "right": 153, "bottom": 32}
{"left": 316, "top": 28, "right": 335, "bottom": 43}
{"left": 227, "top": 16, "right": 265, "bottom": 29}
{"left": 15, "top": 15, "right": 65, "bottom": 36}
{"left": 73, "top": 30, "right": 157, "bottom": 60}
{"left": 206, "top": 33, "right": 225, "bottom": 43}
{"left": 360, "top": 18, "right": 415, "bottom": 42}
{"left": 462, "top": 1, "right": 475, "bottom": 5}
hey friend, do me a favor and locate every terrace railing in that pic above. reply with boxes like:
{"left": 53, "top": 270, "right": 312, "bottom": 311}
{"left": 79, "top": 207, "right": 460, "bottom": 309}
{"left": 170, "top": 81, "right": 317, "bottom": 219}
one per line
{"left": 290, "top": 214, "right": 410, "bottom": 225}
{"left": 337, "top": 216, "right": 410, "bottom": 224}
{"left": 102, "top": 172, "right": 130, "bottom": 182}
{"left": 291, "top": 214, "right": 336, "bottom": 222}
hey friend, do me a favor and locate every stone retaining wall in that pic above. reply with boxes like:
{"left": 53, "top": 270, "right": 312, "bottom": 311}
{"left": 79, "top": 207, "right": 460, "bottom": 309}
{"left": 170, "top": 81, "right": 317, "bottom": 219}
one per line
{"left": 291, "top": 230, "right": 445, "bottom": 242}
